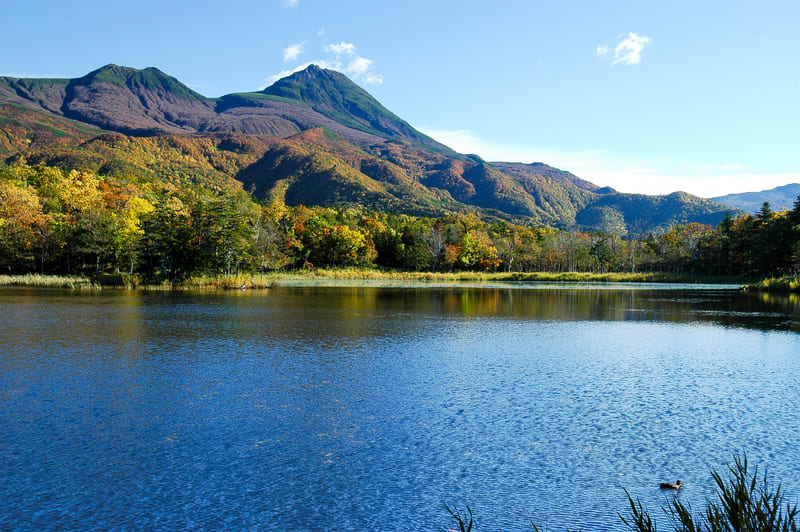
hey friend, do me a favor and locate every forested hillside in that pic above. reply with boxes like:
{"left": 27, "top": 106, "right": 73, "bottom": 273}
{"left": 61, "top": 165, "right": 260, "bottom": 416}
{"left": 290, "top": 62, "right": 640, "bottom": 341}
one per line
{"left": 2, "top": 163, "right": 797, "bottom": 284}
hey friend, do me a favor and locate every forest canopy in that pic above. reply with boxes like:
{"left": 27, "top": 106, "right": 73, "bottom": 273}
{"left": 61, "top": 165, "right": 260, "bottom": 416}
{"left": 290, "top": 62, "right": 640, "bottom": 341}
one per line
{"left": 2, "top": 163, "right": 799, "bottom": 285}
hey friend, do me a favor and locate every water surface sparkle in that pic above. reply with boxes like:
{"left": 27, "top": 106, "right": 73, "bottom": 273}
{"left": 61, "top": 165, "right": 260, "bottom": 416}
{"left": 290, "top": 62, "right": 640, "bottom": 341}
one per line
{"left": 1, "top": 285, "right": 799, "bottom": 530}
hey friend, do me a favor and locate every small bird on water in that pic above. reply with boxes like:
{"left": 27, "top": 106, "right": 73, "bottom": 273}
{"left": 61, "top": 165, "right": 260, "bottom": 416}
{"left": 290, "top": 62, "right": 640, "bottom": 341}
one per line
{"left": 660, "top": 480, "right": 682, "bottom": 490}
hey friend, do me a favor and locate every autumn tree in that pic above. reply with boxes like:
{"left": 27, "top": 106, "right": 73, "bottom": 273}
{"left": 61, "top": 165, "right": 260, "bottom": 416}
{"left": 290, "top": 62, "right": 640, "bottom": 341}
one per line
{"left": 0, "top": 182, "right": 53, "bottom": 273}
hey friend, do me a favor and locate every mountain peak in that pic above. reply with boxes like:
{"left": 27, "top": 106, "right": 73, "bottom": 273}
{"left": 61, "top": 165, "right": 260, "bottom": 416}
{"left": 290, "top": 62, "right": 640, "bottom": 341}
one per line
{"left": 58, "top": 64, "right": 214, "bottom": 135}
{"left": 77, "top": 64, "right": 206, "bottom": 102}
{"left": 261, "top": 64, "right": 379, "bottom": 111}
{"left": 303, "top": 63, "right": 325, "bottom": 74}
{"left": 261, "top": 65, "right": 448, "bottom": 151}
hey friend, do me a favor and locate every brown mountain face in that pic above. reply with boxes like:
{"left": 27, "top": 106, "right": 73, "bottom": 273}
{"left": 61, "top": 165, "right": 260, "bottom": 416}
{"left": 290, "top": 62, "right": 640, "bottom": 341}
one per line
{"left": 0, "top": 63, "right": 445, "bottom": 148}
{"left": 0, "top": 63, "right": 739, "bottom": 232}
{"left": 209, "top": 93, "right": 388, "bottom": 144}
{"left": 1, "top": 65, "right": 217, "bottom": 136}
{"left": 60, "top": 65, "right": 217, "bottom": 135}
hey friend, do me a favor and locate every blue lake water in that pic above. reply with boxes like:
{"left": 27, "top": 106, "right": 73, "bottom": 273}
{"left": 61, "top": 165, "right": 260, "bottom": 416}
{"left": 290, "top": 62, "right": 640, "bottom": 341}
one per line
{"left": 1, "top": 283, "right": 799, "bottom": 530}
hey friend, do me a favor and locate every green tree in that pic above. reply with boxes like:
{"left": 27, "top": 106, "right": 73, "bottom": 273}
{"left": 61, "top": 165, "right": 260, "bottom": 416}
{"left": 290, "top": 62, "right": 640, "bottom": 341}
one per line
{"left": 311, "top": 224, "right": 376, "bottom": 267}
{"left": 457, "top": 229, "right": 500, "bottom": 271}
{"left": 192, "top": 193, "right": 258, "bottom": 276}
{"left": 249, "top": 203, "right": 293, "bottom": 273}
{"left": 139, "top": 195, "right": 201, "bottom": 284}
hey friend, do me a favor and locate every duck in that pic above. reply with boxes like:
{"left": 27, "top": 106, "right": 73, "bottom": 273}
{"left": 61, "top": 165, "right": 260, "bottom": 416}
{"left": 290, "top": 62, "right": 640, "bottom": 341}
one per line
{"left": 660, "top": 480, "right": 682, "bottom": 490}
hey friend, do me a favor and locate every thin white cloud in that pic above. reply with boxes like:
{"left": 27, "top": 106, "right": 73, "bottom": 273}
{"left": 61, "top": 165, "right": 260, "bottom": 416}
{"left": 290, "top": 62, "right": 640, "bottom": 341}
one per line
{"left": 317, "top": 28, "right": 325, "bottom": 37}
{"left": 283, "top": 41, "right": 306, "bottom": 62}
{"left": 362, "top": 72, "right": 384, "bottom": 85}
{"left": 282, "top": 0, "right": 299, "bottom": 7}
{"left": 324, "top": 42, "right": 357, "bottom": 56}
{"left": 267, "top": 41, "right": 383, "bottom": 87}
{"left": 597, "top": 33, "right": 652, "bottom": 66}
{"left": 323, "top": 42, "right": 383, "bottom": 85}
{"left": 418, "top": 128, "right": 797, "bottom": 198}
{"left": 347, "top": 56, "right": 374, "bottom": 77}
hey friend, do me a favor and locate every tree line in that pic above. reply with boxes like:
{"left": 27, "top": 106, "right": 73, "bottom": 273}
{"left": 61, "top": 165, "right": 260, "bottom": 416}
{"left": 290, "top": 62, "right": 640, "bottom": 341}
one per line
{"left": 2, "top": 163, "right": 799, "bottom": 283}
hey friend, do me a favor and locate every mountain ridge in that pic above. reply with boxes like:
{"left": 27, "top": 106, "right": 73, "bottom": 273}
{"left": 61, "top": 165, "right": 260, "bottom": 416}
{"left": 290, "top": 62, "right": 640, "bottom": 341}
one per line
{"left": 710, "top": 183, "right": 800, "bottom": 214}
{"left": 0, "top": 63, "right": 740, "bottom": 232}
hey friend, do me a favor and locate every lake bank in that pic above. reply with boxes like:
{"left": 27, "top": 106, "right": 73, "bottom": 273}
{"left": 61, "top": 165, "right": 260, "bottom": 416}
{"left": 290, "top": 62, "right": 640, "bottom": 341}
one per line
{"left": 0, "top": 270, "right": 757, "bottom": 291}
{"left": 744, "top": 274, "right": 800, "bottom": 293}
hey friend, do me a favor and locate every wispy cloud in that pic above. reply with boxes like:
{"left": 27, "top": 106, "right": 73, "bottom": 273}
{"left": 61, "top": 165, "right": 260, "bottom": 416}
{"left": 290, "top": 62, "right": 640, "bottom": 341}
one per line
{"left": 597, "top": 32, "right": 652, "bottom": 66}
{"left": 267, "top": 41, "right": 383, "bottom": 86}
{"left": 322, "top": 41, "right": 383, "bottom": 85}
{"left": 324, "top": 42, "right": 356, "bottom": 56}
{"left": 283, "top": 41, "right": 306, "bottom": 62}
{"left": 418, "top": 128, "right": 795, "bottom": 197}
{"left": 282, "top": 0, "right": 299, "bottom": 7}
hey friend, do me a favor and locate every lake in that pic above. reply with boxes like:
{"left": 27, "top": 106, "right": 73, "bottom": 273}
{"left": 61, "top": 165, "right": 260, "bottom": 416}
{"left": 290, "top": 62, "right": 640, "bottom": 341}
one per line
{"left": 1, "top": 282, "right": 799, "bottom": 531}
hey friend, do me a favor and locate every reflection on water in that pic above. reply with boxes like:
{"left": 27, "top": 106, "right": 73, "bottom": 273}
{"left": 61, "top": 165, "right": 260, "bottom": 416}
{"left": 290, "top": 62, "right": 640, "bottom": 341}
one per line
{"left": 1, "top": 284, "right": 799, "bottom": 531}
{"left": 264, "top": 282, "right": 800, "bottom": 332}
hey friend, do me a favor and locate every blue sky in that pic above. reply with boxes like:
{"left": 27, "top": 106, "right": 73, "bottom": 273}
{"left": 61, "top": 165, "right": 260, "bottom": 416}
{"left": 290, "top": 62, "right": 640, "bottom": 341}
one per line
{"left": 2, "top": 0, "right": 798, "bottom": 197}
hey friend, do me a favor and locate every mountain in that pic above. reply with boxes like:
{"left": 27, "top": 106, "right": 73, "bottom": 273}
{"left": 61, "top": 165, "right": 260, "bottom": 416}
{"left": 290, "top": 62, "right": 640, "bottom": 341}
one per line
{"left": 0, "top": 63, "right": 447, "bottom": 149}
{"left": 0, "top": 63, "right": 739, "bottom": 232}
{"left": 711, "top": 184, "right": 800, "bottom": 214}
{"left": 0, "top": 65, "right": 215, "bottom": 136}
{"left": 258, "top": 65, "right": 444, "bottom": 150}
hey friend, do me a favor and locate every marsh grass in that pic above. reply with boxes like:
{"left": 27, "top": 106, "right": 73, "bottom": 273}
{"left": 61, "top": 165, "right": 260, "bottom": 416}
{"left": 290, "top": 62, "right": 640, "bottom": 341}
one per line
{"left": 248, "top": 269, "right": 750, "bottom": 284}
{"left": 444, "top": 503, "right": 474, "bottom": 532}
{"left": 0, "top": 269, "right": 752, "bottom": 290}
{"left": 749, "top": 275, "right": 800, "bottom": 293}
{"left": 621, "top": 454, "right": 798, "bottom": 532}
{"left": 0, "top": 274, "right": 99, "bottom": 289}
{"left": 451, "top": 455, "right": 795, "bottom": 531}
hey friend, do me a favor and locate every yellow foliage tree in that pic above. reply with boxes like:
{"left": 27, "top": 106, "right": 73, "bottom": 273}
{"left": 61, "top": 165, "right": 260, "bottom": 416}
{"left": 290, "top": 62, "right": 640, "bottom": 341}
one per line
{"left": 0, "top": 182, "right": 53, "bottom": 271}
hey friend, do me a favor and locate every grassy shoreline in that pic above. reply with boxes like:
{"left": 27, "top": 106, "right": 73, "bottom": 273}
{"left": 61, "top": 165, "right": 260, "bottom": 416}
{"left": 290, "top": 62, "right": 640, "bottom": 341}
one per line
{"left": 744, "top": 275, "right": 800, "bottom": 293}
{"left": 0, "top": 274, "right": 101, "bottom": 289}
{"left": 0, "top": 270, "right": 756, "bottom": 290}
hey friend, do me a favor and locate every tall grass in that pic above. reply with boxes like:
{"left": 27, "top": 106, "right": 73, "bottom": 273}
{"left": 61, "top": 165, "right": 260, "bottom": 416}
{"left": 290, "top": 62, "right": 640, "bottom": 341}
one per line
{"left": 0, "top": 269, "right": 753, "bottom": 290}
{"left": 448, "top": 454, "right": 796, "bottom": 531}
{"left": 252, "top": 268, "right": 750, "bottom": 284}
{"left": 748, "top": 275, "right": 800, "bottom": 293}
{"left": 444, "top": 503, "right": 474, "bottom": 532}
{"left": 0, "top": 274, "right": 99, "bottom": 289}
{"left": 621, "top": 454, "right": 798, "bottom": 532}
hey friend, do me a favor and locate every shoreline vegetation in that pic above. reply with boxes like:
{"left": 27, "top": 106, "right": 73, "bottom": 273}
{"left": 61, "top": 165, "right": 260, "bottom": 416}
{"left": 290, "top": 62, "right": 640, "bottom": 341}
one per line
{"left": 0, "top": 270, "right": 763, "bottom": 291}
{"left": 3, "top": 164, "right": 800, "bottom": 293}
{"left": 748, "top": 274, "right": 800, "bottom": 293}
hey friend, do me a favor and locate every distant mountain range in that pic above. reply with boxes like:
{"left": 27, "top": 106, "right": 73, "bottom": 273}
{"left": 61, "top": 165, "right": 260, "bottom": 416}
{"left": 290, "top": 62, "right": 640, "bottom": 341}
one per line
{"left": 710, "top": 184, "right": 800, "bottom": 214}
{"left": 0, "top": 63, "right": 742, "bottom": 232}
